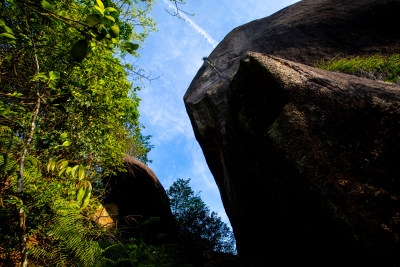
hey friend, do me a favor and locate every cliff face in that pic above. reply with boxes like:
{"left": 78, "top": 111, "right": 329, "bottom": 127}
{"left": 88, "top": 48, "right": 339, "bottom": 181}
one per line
{"left": 227, "top": 53, "right": 400, "bottom": 265}
{"left": 184, "top": 0, "right": 400, "bottom": 265}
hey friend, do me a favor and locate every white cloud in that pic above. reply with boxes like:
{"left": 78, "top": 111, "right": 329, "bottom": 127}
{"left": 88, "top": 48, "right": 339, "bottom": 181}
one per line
{"left": 163, "top": 0, "right": 218, "bottom": 48}
{"left": 189, "top": 143, "right": 218, "bottom": 192}
{"left": 139, "top": 85, "right": 193, "bottom": 144}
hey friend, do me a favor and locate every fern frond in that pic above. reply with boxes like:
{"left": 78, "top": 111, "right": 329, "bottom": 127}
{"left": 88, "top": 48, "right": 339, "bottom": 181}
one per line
{"left": 28, "top": 199, "right": 111, "bottom": 267}
{"left": 0, "top": 125, "right": 12, "bottom": 134}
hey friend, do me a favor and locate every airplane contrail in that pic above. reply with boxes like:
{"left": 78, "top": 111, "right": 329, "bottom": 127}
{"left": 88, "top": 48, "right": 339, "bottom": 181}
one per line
{"left": 163, "top": 0, "right": 218, "bottom": 48}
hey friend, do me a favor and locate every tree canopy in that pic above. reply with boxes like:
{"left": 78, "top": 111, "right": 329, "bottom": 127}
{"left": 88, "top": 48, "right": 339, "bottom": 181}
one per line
{"left": 167, "top": 178, "right": 237, "bottom": 254}
{"left": 0, "top": 0, "right": 185, "bottom": 266}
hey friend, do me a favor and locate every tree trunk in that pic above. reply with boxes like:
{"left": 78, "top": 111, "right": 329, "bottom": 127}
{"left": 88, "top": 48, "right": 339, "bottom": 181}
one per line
{"left": 17, "top": 94, "right": 40, "bottom": 267}
{"left": 17, "top": 25, "right": 41, "bottom": 265}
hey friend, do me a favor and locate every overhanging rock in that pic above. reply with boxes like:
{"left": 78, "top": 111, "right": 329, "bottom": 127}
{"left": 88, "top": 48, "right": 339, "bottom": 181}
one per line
{"left": 184, "top": 1, "right": 400, "bottom": 264}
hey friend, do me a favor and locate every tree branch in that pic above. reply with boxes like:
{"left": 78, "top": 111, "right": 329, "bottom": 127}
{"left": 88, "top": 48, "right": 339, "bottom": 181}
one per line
{"left": 165, "top": 0, "right": 194, "bottom": 19}
{"left": 202, "top": 57, "right": 229, "bottom": 81}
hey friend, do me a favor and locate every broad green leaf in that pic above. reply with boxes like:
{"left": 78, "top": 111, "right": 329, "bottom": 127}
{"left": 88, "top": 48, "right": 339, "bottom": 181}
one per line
{"left": 105, "top": 15, "right": 115, "bottom": 22}
{"left": 76, "top": 184, "right": 86, "bottom": 202}
{"left": 94, "top": 5, "right": 104, "bottom": 16}
{"left": 58, "top": 160, "right": 68, "bottom": 170}
{"left": 70, "top": 39, "right": 88, "bottom": 62}
{"left": 37, "top": 72, "right": 47, "bottom": 78}
{"left": 7, "top": 92, "right": 23, "bottom": 97}
{"left": 81, "top": 191, "right": 91, "bottom": 208}
{"left": 0, "top": 19, "right": 13, "bottom": 34}
{"left": 90, "top": 40, "right": 97, "bottom": 48}
{"left": 61, "top": 140, "right": 71, "bottom": 147}
{"left": 47, "top": 158, "right": 56, "bottom": 173}
{"left": 95, "top": 0, "right": 104, "bottom": 10}
{"left": 65, "top": 166, "right": 72, "bottom": 176}
{"left": 49, "top": 71, "right": 60, "bottom": 80}
{"left": 109, "top": 24, "right": 119, "bottom": 38}
{"left": 0, "top": 32, "right": 16, "bottom": 44}
{"left": 83, "top": 181, "right": 92, "bottom": 191}
{"left": 56, "top": 10, "right": 66, "bottom": 17}
{"left": 123, "top": 42, "right": 139, "bottom": 54}
{"left": 0, "top": 32, "right": 16, "bottom": 40}
{"left": 58, "top": 167, "right": 66, "bottom": 176}
{"left": 80, "top": 181, "right": 92, "bottom": 208}
{"left": 41, "top": 0, "right": 54, "bottom": 10}
{"left": 78, "top": 165, "right": 85, "bottom": 181}
{"left": 48, "top": 80, "right": 57, "bottom": 90}
{"left": 71, "top": 165, "right": 79, "bottom": 179}
{"left": 60, "top": 132, "right": 68, "bottom": 139}
{"left": 32, "top": 72, "right": 48, "bottom": 81}
{"left": 105, "top": 7, "right": 117, "bottom": 13}
{"left": 85, "top": 14, "right": 101, "bottom": 27}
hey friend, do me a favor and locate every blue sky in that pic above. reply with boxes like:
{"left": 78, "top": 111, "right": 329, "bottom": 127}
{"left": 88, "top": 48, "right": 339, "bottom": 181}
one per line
{"left": 133, "top": 0, "right": 300, "bottom": 226}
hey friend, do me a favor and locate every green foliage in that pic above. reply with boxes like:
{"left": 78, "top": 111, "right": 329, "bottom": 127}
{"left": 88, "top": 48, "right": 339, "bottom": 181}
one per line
{"left": 115, "top": 238, "right": 194, "bottom": 267}
{"left": 28, "top": 200, "right": 107, "bottom": 267}
{"left": 0, "top": 18, "right": 16, "bottom": 45}
{"left": 0, "top": 149, "right": 166, "bottom": 266}
{"left": 167, "top": 179, "right": 237, "bottom": 254}
{"left": 1, "top": 0, "right": 196, "bottom": 265}
{"left": 0, "top": 153, "right": 108, "bottom": 266}
{"left": 71, "top": 39, "right": 89, "bottom": 62}
{"left": 316, "top": 54, "right": 400, "bottom": 83}
{"left": 0, "top": 0, "right": 165, "bottom": 265}
{"left": 1, "top": 0, "right": 155, "bottom": 170}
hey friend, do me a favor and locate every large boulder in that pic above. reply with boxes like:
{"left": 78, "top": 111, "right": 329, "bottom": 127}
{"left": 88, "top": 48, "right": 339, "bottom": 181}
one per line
{"left": 184, "top": 0, "right": 400, "bottom": 265}
{"left": 228, "top": 52, "right": 400, "bottom": 265}
{"left": 103, "top": 156, "right": 176, "bottom": 244}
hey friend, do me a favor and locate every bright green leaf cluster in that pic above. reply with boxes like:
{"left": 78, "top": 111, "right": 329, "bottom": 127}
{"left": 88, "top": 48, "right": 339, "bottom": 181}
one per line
{"left": 75, "top": 180, "right": 92, "bottom": 208}
{"left": 0, "top": 19, "right": 16, "bottom": 45}
{"left": 46, "top": 158, "right": 92, "bottom": 208}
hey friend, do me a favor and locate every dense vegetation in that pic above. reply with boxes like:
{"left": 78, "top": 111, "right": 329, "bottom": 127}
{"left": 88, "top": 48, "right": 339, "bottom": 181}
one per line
{"left": 0, "top": 0, "right": 195, "bottom": 266}
{"left": 317, "top": 54, "right": 400, "bottom": 83}
{"left": 167, "top": 178, "right": 236, "bottom": 254}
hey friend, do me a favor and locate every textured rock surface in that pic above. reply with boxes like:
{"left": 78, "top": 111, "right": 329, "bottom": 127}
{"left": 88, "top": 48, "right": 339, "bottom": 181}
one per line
{"left": 184, "top": 0, "right": 400, "bottom": 265}
{"left": 104, "top": 156, "right": 176, "bottom": 244}
{"left": 227, "top": 52, "right": 400, "bottom": 265}
{"left": 92, "top": 203, "right": 118, "bottom": 229}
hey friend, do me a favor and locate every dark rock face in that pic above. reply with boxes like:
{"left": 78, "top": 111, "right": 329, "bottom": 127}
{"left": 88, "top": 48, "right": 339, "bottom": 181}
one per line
{"left": 104, "top": 156, "right": 176, "bottom": 244}
{"left": 184, "top": 0, "right": 400, "bottom": 265}
{"left": 226, "top": 52, "right": 400, "bottom": 265}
